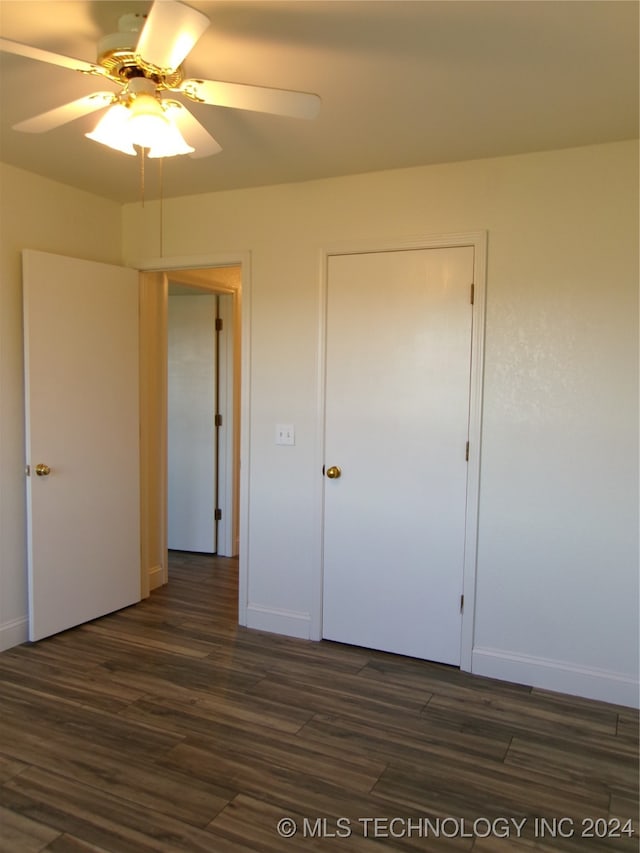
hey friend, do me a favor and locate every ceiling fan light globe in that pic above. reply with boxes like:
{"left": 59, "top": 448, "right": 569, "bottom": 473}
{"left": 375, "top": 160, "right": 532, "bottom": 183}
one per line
{"left": 85, "top": 104, "right": 136, "bottom": 155}
{"left": 127, "top": 93, "right": 170, "bottom": 148}
{"left": 147, "top": 121, "right": 195, "bottom": 158}
{"left": 128, "top": 113, "right": 169, "bottom": 149}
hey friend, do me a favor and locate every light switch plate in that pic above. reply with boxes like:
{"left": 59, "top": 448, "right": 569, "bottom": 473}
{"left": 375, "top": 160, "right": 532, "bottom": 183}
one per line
{"left": 276, "top": 424, "right": 295, "bottom": 445}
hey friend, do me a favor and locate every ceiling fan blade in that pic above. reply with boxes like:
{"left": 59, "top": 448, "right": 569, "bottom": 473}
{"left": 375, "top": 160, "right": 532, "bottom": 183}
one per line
{"left": 13, "top": 92, "right": 115, "bottom": 133}
{"left": 136, "top": 0, "right": 209, "bottom": 73}
{"left": 163, "top": 101, "right": 222, "bottom": 158}
{"left": 0, "top": 37, "right": 106, "bottom": 76}
{"left": 179, "top": 78, "right": 321, "bottom": 120}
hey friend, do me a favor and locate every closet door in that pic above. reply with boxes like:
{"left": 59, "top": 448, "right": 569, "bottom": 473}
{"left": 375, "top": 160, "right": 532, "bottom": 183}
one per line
{"left": 322, "top": 246, "right": 474, "bottom": 665}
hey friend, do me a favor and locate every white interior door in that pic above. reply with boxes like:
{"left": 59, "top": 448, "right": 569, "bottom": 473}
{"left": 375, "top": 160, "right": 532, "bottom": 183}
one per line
{"left": 322, "top": 246, "right": 474, "bottom": 665}
{"left": 23, "top": 250, "right": 141, "bottom": 642}
{"left": 167, "top": 294, "right": 217, "bottom": 553}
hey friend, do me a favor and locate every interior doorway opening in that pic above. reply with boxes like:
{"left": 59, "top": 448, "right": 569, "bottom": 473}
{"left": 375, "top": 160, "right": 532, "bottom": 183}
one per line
{"left": 139, "top": 263, "right": 242, "bottom": 596}
{"left": 167, "top": 266, "right": 242, "bottom": 560}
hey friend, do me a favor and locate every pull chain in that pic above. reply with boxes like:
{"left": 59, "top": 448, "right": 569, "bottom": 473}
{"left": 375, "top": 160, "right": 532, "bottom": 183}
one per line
{"left": 139, "top": 146, "right": 145, "bottom": 207}
{"left": 139, "top": 147, "right": 164, "bottom": 255}
{"left": 159, "top": 155, "right": 164, "bottom": 257}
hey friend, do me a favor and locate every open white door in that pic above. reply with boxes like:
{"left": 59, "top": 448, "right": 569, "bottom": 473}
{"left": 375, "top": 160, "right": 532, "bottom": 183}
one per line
{"left": 23, "top": 250, "right": 141, "bottom": 642}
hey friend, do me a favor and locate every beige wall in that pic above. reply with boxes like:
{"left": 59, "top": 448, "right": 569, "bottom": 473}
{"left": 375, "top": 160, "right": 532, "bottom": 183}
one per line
{"left": 0, "top": 141, "right": 637, "bottom": 706}
{"left": 124, "top": 140, "right": 639, "bottom": 705}
{"left": 0, "top": 163, "right": 122, "bottom": 647}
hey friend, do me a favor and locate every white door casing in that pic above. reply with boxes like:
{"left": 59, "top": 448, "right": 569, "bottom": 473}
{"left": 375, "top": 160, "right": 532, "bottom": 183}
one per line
{"left": 23, "top": 250, "right": 141, "bottom": 641}
{"left": 321, "top": 235, "right": 486, "bottom": 666}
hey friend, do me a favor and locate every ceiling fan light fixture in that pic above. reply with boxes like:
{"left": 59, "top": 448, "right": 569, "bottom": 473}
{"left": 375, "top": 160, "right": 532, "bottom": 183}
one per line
{"left": 86, "top": 96, "right": 194, "bottom": 158}
{"left": 85, "top": 103, "right": 136, "bottom": 155}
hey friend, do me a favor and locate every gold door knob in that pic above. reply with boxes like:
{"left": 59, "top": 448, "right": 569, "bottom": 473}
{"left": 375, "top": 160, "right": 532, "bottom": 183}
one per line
{"left": 326, "top": 465, "right": 342, "bottom": 479}
{"left": 35, "top": 463, "right": 51, "bottom": 477}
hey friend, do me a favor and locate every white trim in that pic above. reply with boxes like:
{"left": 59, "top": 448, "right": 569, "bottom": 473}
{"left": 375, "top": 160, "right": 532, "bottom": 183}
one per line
{"left": 313, "top": 231, "right": 487, "bottom": 664}
{"left": 315, "top": 231, "right": 486, "bottom": 259}
{"left": 124, "top": 251, "right": 252, "bottom": 626}
{"left": 128, "top": 252, "right": 247, "bottom": 271}
{"left": 0, "top": 617, "right": 28, "bottom": 651}
{"left": 472, "top": 646, "right": 640, "bottom": 709}
{"left": 245, "top": 603, "right": 311, "bottom": 639}
{"left": 237, "top": 256, "right": 252, "bottom": 626}
{"left": 460, "top": 233, "right": 487, "bottom": 670}
{"left": 309, "top": 249, "right": 330, "bottom": 641}
{"left": 216, "top": 293, "right": 234, "bottom": 557}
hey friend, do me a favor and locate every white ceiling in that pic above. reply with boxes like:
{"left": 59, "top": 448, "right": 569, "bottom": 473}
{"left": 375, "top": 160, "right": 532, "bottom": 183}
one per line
{"left": 0, "top": 1, "right": 637, "bottom": 204}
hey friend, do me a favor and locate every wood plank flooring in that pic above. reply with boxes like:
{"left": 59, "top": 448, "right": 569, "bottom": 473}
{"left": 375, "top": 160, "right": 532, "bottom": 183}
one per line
{"left": 0, "top": 551, "right": 637, "bottom": 852}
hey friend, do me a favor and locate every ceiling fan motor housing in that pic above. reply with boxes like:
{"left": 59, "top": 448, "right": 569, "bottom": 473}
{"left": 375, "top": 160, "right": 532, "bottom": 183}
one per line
{"left": 96, "top": 13, "right": 183, "bottom": 89}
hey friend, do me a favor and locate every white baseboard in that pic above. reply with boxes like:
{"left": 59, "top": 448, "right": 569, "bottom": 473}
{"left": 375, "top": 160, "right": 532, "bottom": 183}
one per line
{"left": 245, "top": 603, "right": 311, "bottom": 640}
{"left": 0, "top": 616, "right": 28, "bottom": 651}
{"left": 472, "top": 646, "right": 639, "bottom": 709}
{"left": 148, "top": 564, "right": 165, "bottom": 591}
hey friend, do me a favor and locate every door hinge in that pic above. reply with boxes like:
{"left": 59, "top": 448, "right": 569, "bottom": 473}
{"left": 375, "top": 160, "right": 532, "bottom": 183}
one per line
{"left": 460, "top": 594, "right": 464, "bottom": 613}
{"left": 214, "top": 508, "right": 222, "bottom": 521}
{"left": 470, "top": 283, "right": 475, "bottom": 305}
{"left": 215, "top": 317, "right": 223, "bottom": 331}
{"left": 215, "top": 413, "right": 223, "bottom": 427}
{"left": 465, "top": 441, "right": 470, "bottom": 461}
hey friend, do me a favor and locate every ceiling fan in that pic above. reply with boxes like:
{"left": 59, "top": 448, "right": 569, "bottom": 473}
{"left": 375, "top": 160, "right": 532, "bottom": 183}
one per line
{"left": 0, "top": 0, "right": 321, "bottom": 158}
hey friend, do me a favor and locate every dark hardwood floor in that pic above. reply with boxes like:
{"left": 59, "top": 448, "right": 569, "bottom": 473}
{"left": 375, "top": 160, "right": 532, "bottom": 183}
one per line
{"left": 0, "top": 551, "right": 637, "bottom": 852}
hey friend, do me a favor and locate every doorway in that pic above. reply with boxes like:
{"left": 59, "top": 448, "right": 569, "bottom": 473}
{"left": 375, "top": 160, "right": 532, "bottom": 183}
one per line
{"left": 139, "top": 263, "right": 242, "bottom": 596}
{"left": 167, "top": 267, "right": 241, "bottom": 559}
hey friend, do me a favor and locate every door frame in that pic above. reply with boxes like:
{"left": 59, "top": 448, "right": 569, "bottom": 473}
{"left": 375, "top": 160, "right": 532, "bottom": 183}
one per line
{"left": 313, "top": 231, "right": 487, "bottom": 671}
{"left": 134, "top": 251, "right": 251, "bottom": 623}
